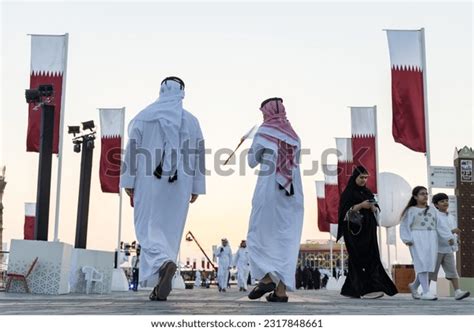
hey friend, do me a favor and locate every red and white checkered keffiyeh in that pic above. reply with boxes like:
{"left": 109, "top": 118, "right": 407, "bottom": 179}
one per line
{"left": 258, "top": 98, "right": 299, "bottom": 193}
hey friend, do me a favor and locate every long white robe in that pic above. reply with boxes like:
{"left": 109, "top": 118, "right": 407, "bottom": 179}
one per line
{"left": 215, "top": 245, "right": 232, "bottom": 289}
{"left": 400, "top": 206, "right": 452, "bottom": 275}
{"left": 246, "top": 133, "right": 304, "bottom": 291}
{"left": 120, "top": 111, "right": 206, "bottom": 285}
{"left": 233, "top": 247, "right": 250, "bottom": 289}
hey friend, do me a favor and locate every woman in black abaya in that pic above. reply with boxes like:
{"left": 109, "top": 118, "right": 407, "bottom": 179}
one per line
{"left": 337, "top": 166, "right": 398, "bottom": 299}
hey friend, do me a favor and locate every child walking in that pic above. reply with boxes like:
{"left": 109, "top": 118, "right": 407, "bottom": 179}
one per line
{"left": 400, "top": 186, "right": 454, "bottom": 300}
{"left": 428, "top": 193, "right": 470, "bottom": 300}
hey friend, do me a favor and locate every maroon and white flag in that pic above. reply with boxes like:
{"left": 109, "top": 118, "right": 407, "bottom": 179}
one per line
{"left": 335, "top": 137, "right": 353, "bottom": 195}
{"left": 99, "top": 108, "right": 125, "bottom": 193}
{"left": 315, "top": 181, "right": 329, "bottom": 233}
{"left": 24, "top": 202, "right": 36, "bottom": 240}
{"left": 27, "top": 34, "right": 68, "bottom": 154}
{"left": 324, "top": 164, "right": 339, "bottom": 224}
{"left": 351, "top": 106, "right": 378, "bottom": 193}
{"left": 386, "top": 30, "right": 426, "bottom": 153}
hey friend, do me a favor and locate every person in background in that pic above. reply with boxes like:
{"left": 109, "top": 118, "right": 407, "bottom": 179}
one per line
{"left": 215, "top": 238, "right": 232, "bottom": 292}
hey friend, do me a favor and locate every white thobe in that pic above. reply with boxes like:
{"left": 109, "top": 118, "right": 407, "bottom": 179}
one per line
{"left": 246, "top": 134, "right": 304, "bottom": 291}
{"left": 194, "top": 271, "right": 202, "bottom": 288}
{"left": 120, "top": 110, "right": 206, "bottom": 284}
{"left": 215, "top": 245, "right": 232, "bottom": 289}
{"left": 400, "top": 206, "right": 452, "bottom": 275}
{"left": 233, "top": 247, "right": 250, "bottom": 289}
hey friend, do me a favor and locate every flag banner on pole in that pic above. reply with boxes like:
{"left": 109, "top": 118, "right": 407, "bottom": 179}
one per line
{"left": 99, "top": 108, "right": 125, "bottom": 193}
{"left": 351, "top": 106, "right": 378, "bottom": 193}
{"left": 24, "top": 202, "right": 36, "bottom": 240}
{"left": 387, "top": 226, "right": 397, "bottom": 245}
{"left": 386, "top": 30, "right": 426, "bottom": 153}
{"left": 335, "top": 137, "right": 354, "bottom": 195}
{"left": 27, "top": 35, "right": 67, "bottom": 153}
{"left": 324, "top": 164, "right": 339, "bottom": 224}
{"left": 315, "top": 181, "right": 330, "bottom": 233}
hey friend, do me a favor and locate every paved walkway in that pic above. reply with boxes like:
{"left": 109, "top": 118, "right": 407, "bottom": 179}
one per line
{"left": 0, "top": 288, "right": 472, "bottom": 315}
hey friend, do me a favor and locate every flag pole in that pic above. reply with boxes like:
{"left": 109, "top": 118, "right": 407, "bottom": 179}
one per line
{"left": 117, "top": 107, "right": 126, "bottom": 254}
{"left": 53, "top": 33, "right": 69, "bottom": 242}
{"left": 420, "top": 28, "right": 432, "bottom": 197}
{"left": 374, "top": 105, "right": 383, "bottom": 256}
{"left": 329, "top": 231, "right": 333, "bottom": 278}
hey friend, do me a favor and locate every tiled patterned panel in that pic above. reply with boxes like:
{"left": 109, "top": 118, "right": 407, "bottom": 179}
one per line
{"left": 7, "top": 240, "right": 72, "bottom": 295}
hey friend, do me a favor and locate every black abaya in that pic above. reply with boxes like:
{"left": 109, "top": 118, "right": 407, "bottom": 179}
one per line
{"left": 337, "top": 166, "right": 398, "bottom": 298}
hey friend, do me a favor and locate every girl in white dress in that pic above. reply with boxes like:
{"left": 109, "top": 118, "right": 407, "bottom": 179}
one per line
{"left": 400, "top": 186, "right": 453, "bottom": 301}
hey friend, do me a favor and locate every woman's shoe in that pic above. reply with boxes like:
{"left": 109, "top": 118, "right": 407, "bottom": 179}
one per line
{"left": 408, "top": 282, "right": 421, "bottom": 300}
{"left": 248, "top": 281, "right": 276, "bottom": 300}
{"left": 420, "top": 292, "right": 438, "bottom": 301}
{"left": 265, "top": 292, "right": 289, "bottom": 302}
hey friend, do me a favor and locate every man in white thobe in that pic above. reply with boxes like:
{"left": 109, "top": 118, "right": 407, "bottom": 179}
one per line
{"left": 233, "top": 240, "right": 251, "bottom": 291}
{"left": 121, "top": 77, "right": 206, "bottom": 301}
{"left": 215, "top": 238, "right": 232, "bottom": 292}
{"left": 246, "top": 97, "right": 304, "bottom": 303}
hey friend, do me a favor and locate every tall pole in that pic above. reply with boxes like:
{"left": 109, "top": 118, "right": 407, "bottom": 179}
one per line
{"left": 74, "top": 134, "right": 95, "bottom": 249}
{"left": 420, "top": 28, "right": 432, "bottom": 197}
{"left": 53, "top": 33, "right": 69, "bottom": 242}
{"left": 116, "top": 107, "right": 126, "bottom": 259}
{"left": 329, "top": 231, "right": 333, "bottom": 277}
{"left": 340, "top": 242, "right": 344, "bottom": 277}
{"left": 0, "top": 166, "right": 6, "bottom": 263}
{"left": 374, "top": 105, "right": 383, "bottom": 255}
{"left": 35, "top": 104, "right": 55, "bottom": 241}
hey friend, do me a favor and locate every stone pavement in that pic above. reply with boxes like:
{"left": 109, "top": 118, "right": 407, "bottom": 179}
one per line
{"left": 0, "top": 287, "right": 472, "bottom": 315}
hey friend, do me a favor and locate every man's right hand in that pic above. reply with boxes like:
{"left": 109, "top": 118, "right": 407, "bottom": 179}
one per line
{"left": 405, "top": 242, "right": 413, "bottom": 247}
{"left": 125, "top": 188, "right": 134, "bottom": 197}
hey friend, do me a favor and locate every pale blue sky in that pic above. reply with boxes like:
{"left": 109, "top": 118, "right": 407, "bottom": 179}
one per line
{"left": 1, "top": 1, "right": 472, "bottom": 265}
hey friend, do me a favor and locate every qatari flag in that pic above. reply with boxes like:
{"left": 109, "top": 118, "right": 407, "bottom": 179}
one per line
{"left": 324, "top": 164, "right": 339, "bottom": 224}
{"left": 335, "top": 137, "right": 353, "bottom": 195}
{"left": 351, "top": 106, "right": 378, "bottom": 193}
{"left": 27, "top": 34, "right": 68, "bottom": 154}
{"left": 99, "top": 108, "right": 125, "bottom": 193}
{"left": 386, "top": 30, "right": 426, "bottom": 153}
{"left": 315, "top": 181, "right": 329, "bottom": 233}
{"left": 24, "top": 202, "right": 35, "bottom": 240}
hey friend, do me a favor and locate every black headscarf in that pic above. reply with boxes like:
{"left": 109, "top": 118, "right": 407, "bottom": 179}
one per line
{"left": 336, "top": 166, "right": 376, "bottom": 241}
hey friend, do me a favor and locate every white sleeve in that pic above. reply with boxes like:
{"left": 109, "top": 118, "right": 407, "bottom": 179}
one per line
{"left": 192, "top": 122, "right": 206, "bottom": 195}
{"left": 120, "top": 120, "right": 143, "bottom": 189}
{"left": 399, "top": 209, "right": 414, "bottom": 244}
{"left": 247, "top": 139, "right": 266, "bottom": 169}
{"left": 436, "top": 212, "right": 455, "bottom": 243}
{"left": 215, "top": 246, "right": 222, "bottom": 258}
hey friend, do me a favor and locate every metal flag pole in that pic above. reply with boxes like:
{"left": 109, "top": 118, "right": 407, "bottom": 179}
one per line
{"left": 117, "top": 107, "right": 126, "bottom": 258}
{"left": 53, "top": 33, "right": 69, "bottom": 242}
{"left": 420, "top": 28, "right": 433, "bottom": 197}
{"left": 373, "top": 105, "right": 383, "bottom": 256}
{"left": 329, "top": 231, "right": 333, "bottom": 277}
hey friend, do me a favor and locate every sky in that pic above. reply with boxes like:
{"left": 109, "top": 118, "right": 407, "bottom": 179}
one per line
{"left": 1, "top": 1, "right": 472, "bottom": 266}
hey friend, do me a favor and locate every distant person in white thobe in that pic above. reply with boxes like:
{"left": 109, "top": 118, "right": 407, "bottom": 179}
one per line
{"left": 246, "top": 97, "right": 304, "bottom": 303}
{"left": 121, "top": 76, "right": 206, "bottom": 301}
{"left": 233, "top": 240, "right": 251, "bottom": 292}
{"left": 194, "top": 269, "right": 202, "bottom": 288}
{"left": 215, "top": 238, "right": 232, "bottom": 292}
